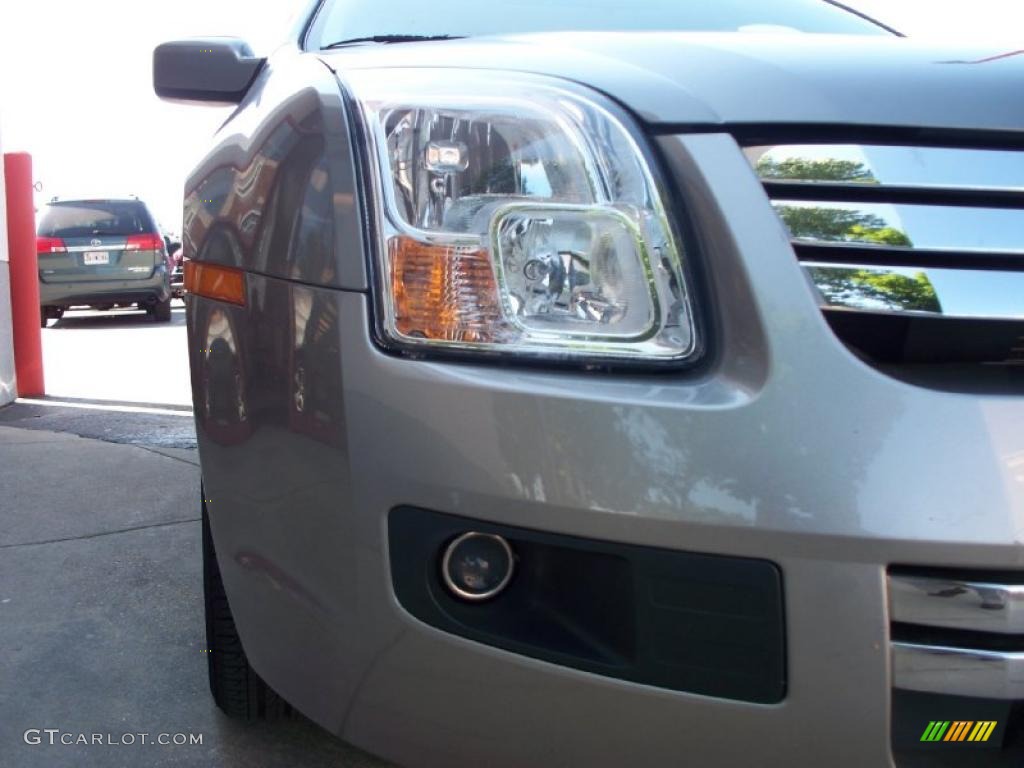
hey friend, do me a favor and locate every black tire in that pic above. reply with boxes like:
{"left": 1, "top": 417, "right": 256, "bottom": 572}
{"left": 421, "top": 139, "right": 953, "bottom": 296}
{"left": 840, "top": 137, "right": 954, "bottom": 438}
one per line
{"left": 202, "top": 496, "right": 292, "bottom": 720}
{"left": 152, "top": 297, "right": 172, "bottom": 322}
{"left": 41, "top": 307, "right": 63, "bottom": 327}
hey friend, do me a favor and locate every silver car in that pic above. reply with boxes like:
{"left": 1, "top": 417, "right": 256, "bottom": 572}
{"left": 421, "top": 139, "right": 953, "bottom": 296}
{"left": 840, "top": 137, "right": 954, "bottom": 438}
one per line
{"left": 155, "top": 0, "right": 1024, "bottom": 765}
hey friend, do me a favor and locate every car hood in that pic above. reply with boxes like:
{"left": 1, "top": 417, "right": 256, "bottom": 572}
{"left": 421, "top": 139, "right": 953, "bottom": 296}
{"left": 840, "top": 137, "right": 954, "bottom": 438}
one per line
{"left": 318, "top": 31, "right": 1024, "bottom": 132}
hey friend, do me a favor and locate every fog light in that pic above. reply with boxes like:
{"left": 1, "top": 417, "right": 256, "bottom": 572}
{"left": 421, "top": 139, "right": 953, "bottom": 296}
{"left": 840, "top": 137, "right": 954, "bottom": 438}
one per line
{"left": 441, "top": 532, "right": 515, "bottom": 601}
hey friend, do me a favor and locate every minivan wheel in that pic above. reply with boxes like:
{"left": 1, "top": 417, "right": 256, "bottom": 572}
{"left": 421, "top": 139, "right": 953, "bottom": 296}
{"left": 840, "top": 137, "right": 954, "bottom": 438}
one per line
{"left": 41, "top": 307, "right": 64, "bottom": 327}
{"left": 152, "top": 297, "right": 172, "bottom": 322}
{"left": 202, "top": 495, "right": 292, "bottom": 720}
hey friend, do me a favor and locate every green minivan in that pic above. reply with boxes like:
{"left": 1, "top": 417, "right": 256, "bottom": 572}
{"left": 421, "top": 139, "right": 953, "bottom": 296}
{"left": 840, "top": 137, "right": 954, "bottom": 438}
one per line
{"left": 37, "top": 198, "right": 173, "bottom": 325}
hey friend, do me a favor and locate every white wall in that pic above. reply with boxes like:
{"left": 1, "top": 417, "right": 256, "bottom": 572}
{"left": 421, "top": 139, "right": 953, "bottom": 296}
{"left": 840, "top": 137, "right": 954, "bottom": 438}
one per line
{"left": 0, "top": 122, "right": 17, "bottom": 405}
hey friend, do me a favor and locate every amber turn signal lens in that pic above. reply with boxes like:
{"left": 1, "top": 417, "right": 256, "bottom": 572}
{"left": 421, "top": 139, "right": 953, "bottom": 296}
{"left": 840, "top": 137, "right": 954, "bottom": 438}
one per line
{"left": 389, "top": 237, "right": 502, "bottom": 342}
{"left": 184, "top": 261, "right": 246, "bottom": 306}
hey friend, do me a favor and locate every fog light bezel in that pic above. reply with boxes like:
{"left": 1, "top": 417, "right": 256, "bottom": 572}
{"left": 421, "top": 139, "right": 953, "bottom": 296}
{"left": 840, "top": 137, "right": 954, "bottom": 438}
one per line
{"left": 441, "top": 531, "right": 516, "bottom": 602}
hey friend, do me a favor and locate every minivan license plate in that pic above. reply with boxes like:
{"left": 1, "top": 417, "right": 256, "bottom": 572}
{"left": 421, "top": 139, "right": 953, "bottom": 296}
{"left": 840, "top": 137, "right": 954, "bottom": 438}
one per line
{"left": 83, "top": 251, "right": 109, "bottom": 265}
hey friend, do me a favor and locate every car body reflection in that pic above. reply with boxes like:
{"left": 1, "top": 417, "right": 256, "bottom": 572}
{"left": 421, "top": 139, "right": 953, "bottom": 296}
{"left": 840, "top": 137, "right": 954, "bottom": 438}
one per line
{"left": 199, "top": 305, "right": 253, "bottom": 445}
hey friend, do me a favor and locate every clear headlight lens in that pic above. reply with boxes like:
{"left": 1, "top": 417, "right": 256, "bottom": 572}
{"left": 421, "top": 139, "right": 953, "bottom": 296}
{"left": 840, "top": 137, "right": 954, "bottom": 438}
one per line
{"left": 349, "top": 69, "right": 697, "bottom": 363}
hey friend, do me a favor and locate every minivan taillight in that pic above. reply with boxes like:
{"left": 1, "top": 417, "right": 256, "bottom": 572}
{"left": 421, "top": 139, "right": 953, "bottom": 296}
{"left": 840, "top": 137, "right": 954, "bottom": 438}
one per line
{"left": 37, "top": 236, "right": 67, "bottom": 254}
{"left": 125, "top": 233, "right": 164, "bottom": 251}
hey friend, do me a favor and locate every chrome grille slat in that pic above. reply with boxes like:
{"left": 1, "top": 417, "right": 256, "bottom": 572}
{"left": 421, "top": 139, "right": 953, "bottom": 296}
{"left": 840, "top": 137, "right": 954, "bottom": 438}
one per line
{"left": 803, "top": 262, "right": 1024, "bottom": 320}
{"left": 770, "top": 200, "right": 1024, "bottom": 253}
{"left": 746, "top": 143, "right": 1024, "bottom": 192}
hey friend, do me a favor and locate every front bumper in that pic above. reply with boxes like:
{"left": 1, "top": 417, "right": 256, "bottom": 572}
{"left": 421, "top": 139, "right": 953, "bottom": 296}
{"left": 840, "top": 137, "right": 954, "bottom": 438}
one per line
{"left": 194, "top": 134, "right": 1024, "bottom": 767}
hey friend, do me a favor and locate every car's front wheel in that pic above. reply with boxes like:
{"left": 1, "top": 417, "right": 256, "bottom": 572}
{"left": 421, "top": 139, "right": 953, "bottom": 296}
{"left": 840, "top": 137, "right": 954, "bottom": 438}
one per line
{"left": 202, "top": 494, "right": 291, "bottom": 720}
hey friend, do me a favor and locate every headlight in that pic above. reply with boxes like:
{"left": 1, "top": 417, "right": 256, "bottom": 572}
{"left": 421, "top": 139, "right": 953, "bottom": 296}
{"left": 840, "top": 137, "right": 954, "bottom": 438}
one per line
{"left": 348, "top": 69, "right": 698, "bottom": 365}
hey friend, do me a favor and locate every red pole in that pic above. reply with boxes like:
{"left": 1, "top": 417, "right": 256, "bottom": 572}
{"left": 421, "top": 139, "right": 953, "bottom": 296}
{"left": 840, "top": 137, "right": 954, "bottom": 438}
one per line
{"left": 4, "top": 152, "right": 44, "bottom": 396}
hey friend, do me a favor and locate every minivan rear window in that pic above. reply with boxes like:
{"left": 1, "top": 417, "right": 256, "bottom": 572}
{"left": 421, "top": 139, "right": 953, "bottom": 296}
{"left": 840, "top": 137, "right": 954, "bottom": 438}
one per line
{"left": 38, "top": 201, "right": 153, "bottom": 237}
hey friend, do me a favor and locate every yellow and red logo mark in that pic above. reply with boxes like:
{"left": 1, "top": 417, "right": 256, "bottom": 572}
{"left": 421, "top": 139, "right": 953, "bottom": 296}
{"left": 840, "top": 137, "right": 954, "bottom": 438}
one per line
{"left": 920, "top": 721, "right": 997, "bottom": 743}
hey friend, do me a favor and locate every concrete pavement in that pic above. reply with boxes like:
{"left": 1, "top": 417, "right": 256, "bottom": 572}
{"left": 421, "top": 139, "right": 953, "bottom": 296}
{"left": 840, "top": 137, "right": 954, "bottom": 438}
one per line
{"left": 0, "top": 419, "right": 391, "bottom": 767}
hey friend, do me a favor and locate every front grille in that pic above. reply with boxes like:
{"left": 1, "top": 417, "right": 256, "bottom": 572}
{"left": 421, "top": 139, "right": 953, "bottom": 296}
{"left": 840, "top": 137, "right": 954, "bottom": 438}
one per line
{"left": 745, "top": 140, "right": 1024, "bottom": 390}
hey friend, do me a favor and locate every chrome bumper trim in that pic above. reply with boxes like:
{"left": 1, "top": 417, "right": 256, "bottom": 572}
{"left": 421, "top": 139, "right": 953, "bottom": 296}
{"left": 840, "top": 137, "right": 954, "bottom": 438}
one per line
{"left": 890, "top": 574, "right": 1024, "bottom": 634}
{"left": 65, "top": 244, "right": 129, "bottom": 252}
{"left": 892, "top": 641, "right": 1024, "bottom": 700}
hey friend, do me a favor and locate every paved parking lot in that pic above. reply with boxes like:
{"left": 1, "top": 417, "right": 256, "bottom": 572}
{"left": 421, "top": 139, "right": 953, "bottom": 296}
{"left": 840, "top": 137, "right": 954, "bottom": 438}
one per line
{"left": 1, "top": 304, "right": 393, "bottom": 767}
{"left": 41, "top": 302, "right": 191, "bottom": 407}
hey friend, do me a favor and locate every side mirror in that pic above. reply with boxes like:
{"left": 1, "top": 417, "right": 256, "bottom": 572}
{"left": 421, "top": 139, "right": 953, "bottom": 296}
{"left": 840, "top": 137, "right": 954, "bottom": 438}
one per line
{"left": 153, "top": 38, "right": 265, "bottom": 106}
